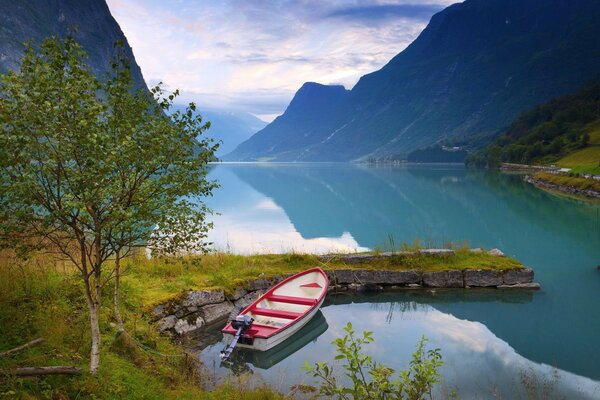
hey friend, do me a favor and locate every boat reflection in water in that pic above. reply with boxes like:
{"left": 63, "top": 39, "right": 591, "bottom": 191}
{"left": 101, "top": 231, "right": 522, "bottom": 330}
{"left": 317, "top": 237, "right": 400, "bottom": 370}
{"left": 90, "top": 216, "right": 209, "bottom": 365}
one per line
{"left": 224, "top": 310, "right": 328, "bottom": 371}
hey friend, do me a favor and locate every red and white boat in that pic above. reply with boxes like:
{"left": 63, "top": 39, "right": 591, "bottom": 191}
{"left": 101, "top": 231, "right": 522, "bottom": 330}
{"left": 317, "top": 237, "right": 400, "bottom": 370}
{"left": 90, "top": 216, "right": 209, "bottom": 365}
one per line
{"left": 221, "top": 267, "right": 328, "bottom": 354}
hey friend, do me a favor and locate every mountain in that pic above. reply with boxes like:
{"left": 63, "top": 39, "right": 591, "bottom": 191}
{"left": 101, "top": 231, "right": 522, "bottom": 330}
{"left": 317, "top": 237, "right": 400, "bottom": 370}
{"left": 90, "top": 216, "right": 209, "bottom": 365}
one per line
{"left": 226, "top": 0, "right": 600, "bottom": 162}
{"left": 224, "top": 82, "right": 348, "bottom": 161}
{"left": 170, "top": 105, "right": 267, "bottom": 158}
{"left": 0, "top": 0, "right": 146, "bottom": 90}
{"left": 466, "top": 81, "right": 600, "bottom": 172}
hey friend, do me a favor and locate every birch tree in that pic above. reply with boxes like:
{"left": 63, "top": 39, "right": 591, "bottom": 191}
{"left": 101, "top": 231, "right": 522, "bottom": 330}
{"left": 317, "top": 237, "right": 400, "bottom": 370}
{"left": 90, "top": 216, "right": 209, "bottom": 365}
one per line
{"left": 0, "top": 35, "right": 218, "bottom": 374}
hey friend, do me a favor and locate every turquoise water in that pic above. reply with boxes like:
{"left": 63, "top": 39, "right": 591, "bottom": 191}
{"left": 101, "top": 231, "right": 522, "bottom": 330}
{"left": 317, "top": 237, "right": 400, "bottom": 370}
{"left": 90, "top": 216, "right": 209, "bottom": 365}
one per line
{"left": 197, "top": 163, "right": 600, "bottom": 398}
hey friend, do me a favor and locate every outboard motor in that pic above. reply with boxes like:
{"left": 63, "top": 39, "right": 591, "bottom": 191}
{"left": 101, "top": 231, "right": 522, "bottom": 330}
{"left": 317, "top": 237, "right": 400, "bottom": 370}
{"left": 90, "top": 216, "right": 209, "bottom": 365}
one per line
{"left": 220, "top": 315, "right": 254, "bottom": 362}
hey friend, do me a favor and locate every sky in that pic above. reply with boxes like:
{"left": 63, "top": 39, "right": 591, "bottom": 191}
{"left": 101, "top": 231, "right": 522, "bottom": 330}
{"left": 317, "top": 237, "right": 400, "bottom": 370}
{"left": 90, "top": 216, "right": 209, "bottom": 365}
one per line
{"left": 106, "top": 0, "right": 456, "bottom": 122}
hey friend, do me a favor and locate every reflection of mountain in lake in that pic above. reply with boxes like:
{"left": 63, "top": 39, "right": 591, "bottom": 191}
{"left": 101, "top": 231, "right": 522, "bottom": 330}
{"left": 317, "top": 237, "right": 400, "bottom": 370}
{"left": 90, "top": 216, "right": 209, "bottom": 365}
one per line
{"left": 226, "top": 163, "right": 600, "bottom": 379}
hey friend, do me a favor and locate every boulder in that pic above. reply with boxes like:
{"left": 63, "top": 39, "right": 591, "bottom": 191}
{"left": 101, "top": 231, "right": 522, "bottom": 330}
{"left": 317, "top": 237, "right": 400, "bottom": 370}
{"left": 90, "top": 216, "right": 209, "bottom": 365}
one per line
{"left": 157, "top": 315, "right": 177, "bottom": 332}
{"left": 353, "top": 269, "right": 387, "bottom": 284}
{"left": 152, "top": 304, "right": 167, "bottom": 320}
{"left": 470, "top": 248, "right": 483, "bottom": 253}
{"left": 357, "top": 283, "right": 383, "bottom": 292}
{"left": 234, "top": 291, "right": 262, "bottom": 310}
{"left": 503, "top": 268, "right": 534, "bottom": 285}
{"left": 201, "top": 302, "right": 234, "bottom": 326}
{"left": 333, "top": 269, "right": 354, "bottom": 284}
{"left": 488, "top": 248, "right": 505, "bottom": 257}
{"left": 464, "top": 269, "right": 503, "bottom": 287}
{"left": 423, "top": 270, "right": 463, "bottom": 288}
{"left": 246, "top": 278, "right": 275, "bottom": 291}
{"left": 385, "top": 270, "right": 421, "bottom": 285}
{"left": 182, "top": 290, "right": 225, "bottom": 308}
{"left": 174, "top": 314, "right": 205, "bottom": 335}
{"left": 228, "top": 287, "right": 248, "bottom": 301}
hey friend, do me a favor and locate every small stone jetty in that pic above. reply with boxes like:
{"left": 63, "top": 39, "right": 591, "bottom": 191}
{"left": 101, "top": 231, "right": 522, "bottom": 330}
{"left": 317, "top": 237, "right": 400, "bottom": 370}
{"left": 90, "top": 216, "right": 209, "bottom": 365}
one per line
{"left": 152, "top": 248, "right": 539, "bottom": 336}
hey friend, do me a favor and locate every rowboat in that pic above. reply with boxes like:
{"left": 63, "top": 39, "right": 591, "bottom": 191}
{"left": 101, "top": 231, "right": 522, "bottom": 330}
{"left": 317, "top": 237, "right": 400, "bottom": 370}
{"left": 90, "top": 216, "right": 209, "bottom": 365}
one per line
{"left": 221, "top": 267, "right": 328, "bottom": 357}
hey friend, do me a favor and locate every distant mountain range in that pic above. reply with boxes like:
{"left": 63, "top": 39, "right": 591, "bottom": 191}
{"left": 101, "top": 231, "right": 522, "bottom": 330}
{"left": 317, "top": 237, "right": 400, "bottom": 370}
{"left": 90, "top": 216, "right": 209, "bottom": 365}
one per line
{"left": 170, "top": 105, "right": 267, "bottom": 158}
{"left": 0, "top": 0, "right": 146, "bottom": 90}
{"left": 225, "top": 0, "right": 600, "bottom": 162}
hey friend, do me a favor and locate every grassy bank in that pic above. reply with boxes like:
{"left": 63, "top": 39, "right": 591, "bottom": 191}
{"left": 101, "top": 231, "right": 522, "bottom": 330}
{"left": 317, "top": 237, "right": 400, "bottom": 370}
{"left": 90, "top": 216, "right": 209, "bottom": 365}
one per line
{"left": 0, "top": 249, "right": 521, "bottom": 399}
{"left": 532, "top": 172, "right": 600, "bottom": 194}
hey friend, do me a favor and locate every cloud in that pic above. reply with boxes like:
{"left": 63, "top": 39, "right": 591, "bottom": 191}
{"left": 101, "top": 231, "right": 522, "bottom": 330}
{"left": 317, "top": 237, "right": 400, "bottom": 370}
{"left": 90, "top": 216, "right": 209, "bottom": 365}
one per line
{"left": 326, "top": 4, "right": 446, "bottom": 23}
{"left": 106, "top": 0, "right": 455, "bottom": 120}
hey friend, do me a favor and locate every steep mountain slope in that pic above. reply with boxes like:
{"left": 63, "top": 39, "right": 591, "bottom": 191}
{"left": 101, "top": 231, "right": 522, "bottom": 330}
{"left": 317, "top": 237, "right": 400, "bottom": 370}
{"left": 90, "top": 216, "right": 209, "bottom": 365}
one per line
{"left": 0, "top": 0, "right": 146, "bottom": 90}
{"left": 467, "top": 81, "right": 600, "bottom": 171}
{"left": 227, "top": 0, "right": 600, "bottom": 162}
{"left": 225, "top": 82, "right": 348, "bottom": 161}
{"left": 170, "top": 105, "right": 267, "bottom": 157}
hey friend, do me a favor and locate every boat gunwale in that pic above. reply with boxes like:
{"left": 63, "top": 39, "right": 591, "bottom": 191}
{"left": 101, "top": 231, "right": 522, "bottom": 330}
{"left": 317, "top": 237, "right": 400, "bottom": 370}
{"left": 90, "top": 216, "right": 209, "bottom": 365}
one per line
{"left": 223, "top": 267, "right": 328, "bottom": 339}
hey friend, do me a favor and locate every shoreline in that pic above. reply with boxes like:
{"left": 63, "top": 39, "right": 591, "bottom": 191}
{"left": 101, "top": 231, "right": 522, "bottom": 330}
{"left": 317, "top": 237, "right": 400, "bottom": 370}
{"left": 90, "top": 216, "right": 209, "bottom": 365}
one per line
{"left": 524, "top": 174, "right": 600, "bottom": 200}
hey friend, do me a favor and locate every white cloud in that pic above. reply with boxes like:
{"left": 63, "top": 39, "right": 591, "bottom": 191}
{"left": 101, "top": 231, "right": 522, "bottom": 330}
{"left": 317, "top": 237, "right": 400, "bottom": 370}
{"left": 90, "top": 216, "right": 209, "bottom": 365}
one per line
{"left": 106, "top": 0, "right": 455, "bottom": 119}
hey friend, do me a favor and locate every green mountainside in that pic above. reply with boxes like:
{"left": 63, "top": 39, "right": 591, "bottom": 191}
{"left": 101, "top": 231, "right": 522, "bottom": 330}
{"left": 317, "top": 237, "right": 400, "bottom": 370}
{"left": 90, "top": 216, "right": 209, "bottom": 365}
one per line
{"left": 226, "top": 0, "right": 600, "bottom": 162}
{"left": 466, "top": 81, "right": 600, "bottom": 173}
{"left": 0, "top": 0, "right": 146, "bottom": 90}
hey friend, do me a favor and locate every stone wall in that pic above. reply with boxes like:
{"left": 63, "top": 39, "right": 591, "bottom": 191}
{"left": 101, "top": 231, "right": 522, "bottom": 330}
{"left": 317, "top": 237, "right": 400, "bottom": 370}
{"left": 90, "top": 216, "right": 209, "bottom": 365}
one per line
{"left": 152, "top": 263, "right": 538, "bottom": 337}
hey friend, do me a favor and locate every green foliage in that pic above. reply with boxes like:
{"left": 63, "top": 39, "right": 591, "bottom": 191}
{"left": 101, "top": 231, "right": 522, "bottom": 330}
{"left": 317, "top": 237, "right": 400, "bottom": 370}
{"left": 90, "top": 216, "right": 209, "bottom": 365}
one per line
{"left": 467, "top": 82, "right": 600, "bottom": 168}
{"left": 304, "top": 322, "right": 443, "bottom": 400}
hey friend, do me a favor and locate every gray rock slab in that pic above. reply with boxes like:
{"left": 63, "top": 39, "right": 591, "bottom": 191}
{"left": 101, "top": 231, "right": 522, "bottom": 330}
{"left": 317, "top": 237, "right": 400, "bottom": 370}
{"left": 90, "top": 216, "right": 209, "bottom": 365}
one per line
{"left": 201, "top": 302, "right": 234, "bottom": 326}
{"left": 234, "top": 291, "right": 262, "bottom": 310}
{"left": 353, "top": 269, "right": 387, "bottom": 284}
{"left": 385, "top": 270, "right": 421, "bottom": 284}
{"left": 503, "top": 268, "right": 534, "bottom": 285}
{"left": 423, "top": 270, "right": 463, "bottom": 288}
{"left": 157, "top": 315, "right": 177, "bottom": 332}
{"left": 182, "top": 290, "right": 225, "bottom": 308}
{"left": 174, "top": 314, "right": 205, "bottom": 335}
{"left": 464, "top": 269, "right": 503, "bottom": 287}
{"left": 488, "top": 248, "right": 506, "bottom": 257}
{"left": 419, "top": 249, "right": 455, "bottom": 256}
{"left": 333, "top": 269, "right": 354, "bottom": 284}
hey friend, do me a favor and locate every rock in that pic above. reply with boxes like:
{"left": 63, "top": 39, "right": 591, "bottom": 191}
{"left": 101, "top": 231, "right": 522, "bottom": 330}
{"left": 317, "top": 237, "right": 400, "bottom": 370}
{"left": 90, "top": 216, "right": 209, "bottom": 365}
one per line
{"left": 470, "top": 248, "right": 483, "bottom": 253}
{"left": 174, "top": 314, "right": 205, "bottom": 335}
{"left": 187, "top": 306, "right": 198, "bottom": 313}
{"left": 503, "top": 268, "right": 534, "bottom": 285}
{"left": 347, "top": 283, "right": 361, "bottom": 291}
{"left": 246, "top": 278, "right": 275, "bottom": 291}
{"left": 464, "top": 269, "right": 503, "bottom": 287}
{"left": 234, "top": 291, "right": 262, "bottom": 310}
{"left": 324, "top": 270, "right": 336, "bottom": 284}
{"left": 488, "top": 248, "right": 505, "bottom": 257}
{"left": 423, "top": 270, "right": 463, "bottom": 288}
{"left": 201, "top": 302, "right": 234, "bottom": 326}
{"left": 333, "top": 269, "right": 354, "bottom": 284}
{"left": 182, "top": 290, "right": 225, "bottom": 308}
{"left": 353, "top": 269, "right": 387, "bottom": 284}
{"left": 497, "top": 283, "right": 540, "bottom": 290}
{"left": 419, "top": 249, "right": 455, "bottom": 256}
{"left": 385, "top": 270, "right": 421, "bottom": 285}
{"left": 157, "top": 315, "right": 177, "bottom": 332}
{"left": 228, "top": 287, "right": 248, "bottom": 301}
{"left": 152, "top": 304, "right": 167, "bottom": 319}
{"left": 407, "top": 283, "right": 422, "bottom": 288}
{"left": 357, "top": 283, "right": 383, "bottom": 292}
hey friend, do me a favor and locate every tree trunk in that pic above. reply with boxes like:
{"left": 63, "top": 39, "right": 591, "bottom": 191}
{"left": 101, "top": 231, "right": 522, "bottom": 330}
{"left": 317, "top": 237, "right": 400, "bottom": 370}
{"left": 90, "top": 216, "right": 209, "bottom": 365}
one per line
{"left": 113, "top": 251, "right": 124, "bottom": 332}
{"left": 89, "top": 299, "right": 101, "bottom": 375}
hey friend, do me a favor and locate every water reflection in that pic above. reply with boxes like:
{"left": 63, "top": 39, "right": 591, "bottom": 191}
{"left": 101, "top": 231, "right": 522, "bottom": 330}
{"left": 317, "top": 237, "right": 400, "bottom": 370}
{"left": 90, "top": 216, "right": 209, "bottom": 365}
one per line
{"left": 203, "top": 163, "right": 600, "bottom": 386}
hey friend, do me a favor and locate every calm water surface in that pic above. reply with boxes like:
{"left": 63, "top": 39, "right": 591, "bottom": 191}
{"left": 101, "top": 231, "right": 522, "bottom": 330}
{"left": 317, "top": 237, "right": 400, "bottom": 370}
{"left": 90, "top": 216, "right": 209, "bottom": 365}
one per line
{"left": 195, "top": 163, "right": 600, "bottom": 398}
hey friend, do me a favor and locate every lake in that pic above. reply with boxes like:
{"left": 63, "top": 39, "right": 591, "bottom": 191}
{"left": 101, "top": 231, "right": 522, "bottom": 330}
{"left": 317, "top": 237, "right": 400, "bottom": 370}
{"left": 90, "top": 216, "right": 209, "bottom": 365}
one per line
{"left": 195, "top": 163, "right": 600, "bottom": 398}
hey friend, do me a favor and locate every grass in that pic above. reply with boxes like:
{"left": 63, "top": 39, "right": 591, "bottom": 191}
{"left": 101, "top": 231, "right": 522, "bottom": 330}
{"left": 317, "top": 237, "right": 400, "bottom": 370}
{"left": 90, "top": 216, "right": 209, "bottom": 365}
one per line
{"left": 123, "top": 250, "right": 523, "bottom": 309}
{"left": 0, "top": 247, "right": 521, "bottom": 399}
{"left": 533, "top": 171, "right": 600, "bottom": 193}
{"left": 556, "top": 121, "right": 600, "bottom": 175}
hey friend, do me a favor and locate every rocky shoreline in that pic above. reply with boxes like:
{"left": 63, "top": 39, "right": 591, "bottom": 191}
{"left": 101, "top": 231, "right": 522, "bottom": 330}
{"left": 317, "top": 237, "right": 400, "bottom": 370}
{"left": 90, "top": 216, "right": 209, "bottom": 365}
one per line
{"left": 525, "top": 175, "right": 600, "bottom": 199}
{"left": 151, "top": 249, "right": 539, "bottom": 337}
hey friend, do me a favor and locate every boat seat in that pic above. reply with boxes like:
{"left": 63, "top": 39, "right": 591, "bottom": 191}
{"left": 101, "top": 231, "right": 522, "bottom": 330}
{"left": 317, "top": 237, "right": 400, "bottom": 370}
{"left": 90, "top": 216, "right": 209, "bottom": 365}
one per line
{"left": 267, "top": 294, "right": 317, "bottom": 306}
{"left": 251, "top": 307, "right": 302, "bottom": 319}
{"left": 300, "top": 282, "right": 322, "bottom": 288}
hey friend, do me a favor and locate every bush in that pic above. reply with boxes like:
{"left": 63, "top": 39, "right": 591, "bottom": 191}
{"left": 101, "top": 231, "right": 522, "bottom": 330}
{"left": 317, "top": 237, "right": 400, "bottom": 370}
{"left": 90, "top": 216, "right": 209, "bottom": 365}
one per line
{"left": 304, "top": 322, "right": 443, "bottom": 400}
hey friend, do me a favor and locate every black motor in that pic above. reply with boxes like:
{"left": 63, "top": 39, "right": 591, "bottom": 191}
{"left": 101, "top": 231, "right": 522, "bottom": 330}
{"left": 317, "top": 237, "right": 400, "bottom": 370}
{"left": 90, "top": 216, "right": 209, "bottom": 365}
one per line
{"left": 220, "top": 315, "right": 254, "bottom": 362}
{"left": 231, "top": 314, "right": 254, "bottom": 330}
